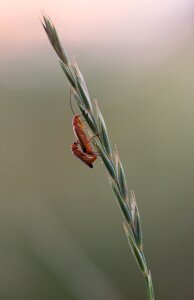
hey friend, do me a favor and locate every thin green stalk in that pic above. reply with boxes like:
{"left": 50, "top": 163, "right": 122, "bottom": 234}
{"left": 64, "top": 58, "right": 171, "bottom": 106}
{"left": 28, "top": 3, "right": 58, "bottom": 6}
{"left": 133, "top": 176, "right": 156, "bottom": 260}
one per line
{"left": 41, "top": 13, "right": 155, "bottom": 300}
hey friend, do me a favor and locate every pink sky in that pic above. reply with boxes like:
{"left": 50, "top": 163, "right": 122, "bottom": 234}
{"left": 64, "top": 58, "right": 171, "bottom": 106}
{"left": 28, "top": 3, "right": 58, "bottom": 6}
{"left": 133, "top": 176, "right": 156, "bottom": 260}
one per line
{"left": 1, "top": 0, "right": 194, "bottom": 61}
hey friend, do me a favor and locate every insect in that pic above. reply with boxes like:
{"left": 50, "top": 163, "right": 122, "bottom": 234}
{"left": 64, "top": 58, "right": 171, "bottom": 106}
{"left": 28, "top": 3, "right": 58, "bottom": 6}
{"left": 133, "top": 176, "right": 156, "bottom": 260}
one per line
{"left": 70, "top": 90, "right": 97, "bottom": 155}
{"left": 71, "top": 141, "right": 97, "bottom": 168}
{"left": 72, "top": 114, "right": 95, "bottom": 155}
{"left": 70, "top": 91, "right": 99, "bottom": 168}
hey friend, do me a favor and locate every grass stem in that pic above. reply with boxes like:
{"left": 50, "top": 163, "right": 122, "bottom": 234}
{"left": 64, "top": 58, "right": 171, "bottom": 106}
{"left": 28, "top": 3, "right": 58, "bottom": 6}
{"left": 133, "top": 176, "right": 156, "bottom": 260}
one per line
{"left": 41, "top": 13, "right": 155, "bottom": 300}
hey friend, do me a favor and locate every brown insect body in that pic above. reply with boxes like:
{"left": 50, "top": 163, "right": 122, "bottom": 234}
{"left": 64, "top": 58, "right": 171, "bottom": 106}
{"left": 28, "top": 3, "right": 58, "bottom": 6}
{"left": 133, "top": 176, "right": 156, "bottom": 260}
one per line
{"left": 72, "top": 115, "right": 94, "bottom": 155}
{"left": 71, "top": 142, "right": 97, "bottom": 168}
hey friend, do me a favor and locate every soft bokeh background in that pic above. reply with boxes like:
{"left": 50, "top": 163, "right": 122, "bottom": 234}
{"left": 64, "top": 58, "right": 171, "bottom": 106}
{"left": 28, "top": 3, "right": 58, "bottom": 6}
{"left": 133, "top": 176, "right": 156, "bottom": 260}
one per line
{"left": 1, "top": 1, "right": 194, "bottom": 299}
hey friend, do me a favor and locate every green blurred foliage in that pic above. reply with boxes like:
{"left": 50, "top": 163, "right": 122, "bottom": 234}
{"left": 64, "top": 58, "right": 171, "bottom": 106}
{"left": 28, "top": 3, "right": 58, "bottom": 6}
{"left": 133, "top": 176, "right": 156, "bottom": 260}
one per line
{"left": 1, "top": 42, "right": 194, "bottom": 300}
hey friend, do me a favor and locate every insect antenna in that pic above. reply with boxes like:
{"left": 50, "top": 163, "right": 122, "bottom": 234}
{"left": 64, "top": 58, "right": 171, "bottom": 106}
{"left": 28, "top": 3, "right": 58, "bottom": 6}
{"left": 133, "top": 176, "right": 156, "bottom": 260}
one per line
{"left": 69, "top": 90, "right": 76, "bottom": 116}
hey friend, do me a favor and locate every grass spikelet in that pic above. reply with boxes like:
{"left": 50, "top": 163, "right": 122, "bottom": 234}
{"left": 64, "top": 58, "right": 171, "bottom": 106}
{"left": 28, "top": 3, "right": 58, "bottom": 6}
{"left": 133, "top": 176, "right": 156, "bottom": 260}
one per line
{"left": 41, "top": 12, "right": 69, "bottom": 64}
{"left": 71, "top": 58, "right": 93, "bottom": 113}
{"left": 115, "top": 145, "right": 129, "bottom": 202}
{"left": 95, "top": 99, "right": 112, "bottom": 157}
{"left": 41, "top": 13, "right": 155, "bottom": 300}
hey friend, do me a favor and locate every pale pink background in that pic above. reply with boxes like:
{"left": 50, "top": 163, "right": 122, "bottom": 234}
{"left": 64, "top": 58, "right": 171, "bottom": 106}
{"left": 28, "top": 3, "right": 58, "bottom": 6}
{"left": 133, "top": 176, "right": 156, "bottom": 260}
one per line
{"left": 1, "top": 0, "right": 194, "bottom": 62}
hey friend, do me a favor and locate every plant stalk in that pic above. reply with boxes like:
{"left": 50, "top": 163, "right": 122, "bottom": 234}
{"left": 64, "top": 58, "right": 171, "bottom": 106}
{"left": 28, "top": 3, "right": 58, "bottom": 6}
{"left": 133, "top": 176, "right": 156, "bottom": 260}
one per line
{"left": 41, "top": 13, "right": 155, "bottom": 300}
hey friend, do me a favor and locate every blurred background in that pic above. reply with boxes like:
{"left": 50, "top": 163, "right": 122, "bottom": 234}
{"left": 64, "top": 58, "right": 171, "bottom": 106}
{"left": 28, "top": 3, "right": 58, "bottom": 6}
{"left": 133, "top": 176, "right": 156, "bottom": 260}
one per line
{"left": 1, "top": 0, "right": 194, "bottom": 299}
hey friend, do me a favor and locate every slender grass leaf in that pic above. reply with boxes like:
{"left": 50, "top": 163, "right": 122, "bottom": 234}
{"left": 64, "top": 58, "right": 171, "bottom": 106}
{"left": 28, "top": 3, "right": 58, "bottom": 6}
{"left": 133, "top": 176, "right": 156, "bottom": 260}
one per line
{"left": 123, "top": 223, "right": 146, "bottom": 273}
{"left": 130, "top": 191, "right": 143, "bottom": 249}
{"left": 148, "top": 271, "right": 154, "bottom": 299}
{"left": 95, "top": 100, "right": 112, "bottom": 156}
{"left": 109, "top": 179, "right": 132, "bottom": 224}
{"left": 96, "top": 144, "right": 116, "bottom": 179}
{"left": 115, "top": 147, "right": 128, "bottom": 201}
{"left": 60, "top": 60, "right": 77, "bottom": 90}
{"left": 81, "top": 108, "right": 98, "bottom": 134}
{"left": 72, "top": 61, "right": 93, "bottom": 113}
